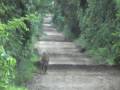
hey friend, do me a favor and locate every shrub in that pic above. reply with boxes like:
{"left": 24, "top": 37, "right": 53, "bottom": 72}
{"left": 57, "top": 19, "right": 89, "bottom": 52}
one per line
{"left": 53, "top": 0, "right": 120, "bottom": 64}
{"left": 0, "top": 46, "right": 16, "bottom": 90}
{"left": 6, "top": 86, "right": 27, "bottom": 90}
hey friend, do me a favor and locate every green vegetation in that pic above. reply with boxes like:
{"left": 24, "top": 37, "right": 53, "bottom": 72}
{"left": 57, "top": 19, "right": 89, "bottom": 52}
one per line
{"left": 53, "top": 0, "right": 120, "bottom": 65}
{"left": 0, "top": 0, "right": 52, "bottom": 90}
{"left": 0, "top": 46, "right": 16, "bottom": 89}
{"left": 1, "top": 0, "right": 120, "bottom": 89}
{"left": 6, "top": 86, "right": 27, "bottom": 90}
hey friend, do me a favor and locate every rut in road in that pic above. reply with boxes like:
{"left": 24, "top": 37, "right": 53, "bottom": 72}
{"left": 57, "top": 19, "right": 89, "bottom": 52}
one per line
{"left": 27, "top": 15, "right": 120, "bottom": 90}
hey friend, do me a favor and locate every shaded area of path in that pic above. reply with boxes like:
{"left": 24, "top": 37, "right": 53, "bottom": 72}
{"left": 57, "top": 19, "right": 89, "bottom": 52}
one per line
{"left": 27, "top": 15, "right": 120, "bottom": 90}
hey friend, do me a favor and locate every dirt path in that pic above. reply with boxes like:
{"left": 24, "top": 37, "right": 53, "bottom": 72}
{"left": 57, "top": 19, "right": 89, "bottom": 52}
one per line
{"left": 27, "top": 15, "right": 120, "bottom": 90}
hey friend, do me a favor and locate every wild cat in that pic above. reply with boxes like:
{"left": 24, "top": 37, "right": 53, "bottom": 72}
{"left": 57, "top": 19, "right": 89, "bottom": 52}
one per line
{"left": 40, "top": 50, "right": 49, "bottom": 74}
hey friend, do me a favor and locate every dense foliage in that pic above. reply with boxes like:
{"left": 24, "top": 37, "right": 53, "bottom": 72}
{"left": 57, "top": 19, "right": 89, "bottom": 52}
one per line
{"left": 53, "top": 0, "right": 120, "bottom": 64}
{"left": 0, "top": 46, "right": 16, "bottom": 89}
{"left": 2, "top": 0, "right": 120, "bottom": 89}
{"left": 0, "top": 0, "right": 52, "bottom": 90}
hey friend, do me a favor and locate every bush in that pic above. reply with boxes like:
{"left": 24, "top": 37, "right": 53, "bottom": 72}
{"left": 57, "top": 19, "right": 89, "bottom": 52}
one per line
{"left": 0, "top": 0, "right": 52, "bottom": 89}
{"left": 53, "top": 0, "right": 120, "bottom": 64}
{"left": 0, "top": 46, "right": 16, "bottom": 90}
{"left": 6, "top": 86, "right": 27, "bottom": 90}
{"left": 53, "top": 0, "right": 81, "bottom": 39}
